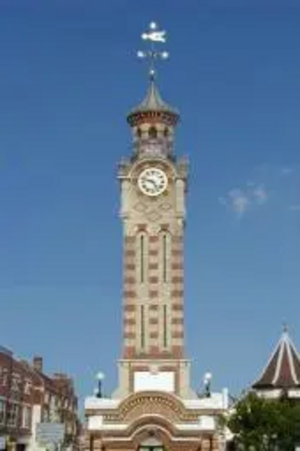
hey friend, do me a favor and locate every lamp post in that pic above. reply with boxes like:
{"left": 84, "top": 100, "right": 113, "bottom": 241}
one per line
{"left": 95, "top": 372, "right": 105, "bottom": 398}
{"left": 203, "top": 372, "right": 212, "bottom": 398}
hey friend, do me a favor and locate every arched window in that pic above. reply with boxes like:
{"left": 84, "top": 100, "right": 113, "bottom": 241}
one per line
{"left": 148, "top": 126, "right": 157, "bottom": 139}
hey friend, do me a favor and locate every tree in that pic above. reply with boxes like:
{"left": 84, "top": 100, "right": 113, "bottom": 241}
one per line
{"left": 227, "top": 392, "right": 300, "bottom": 451}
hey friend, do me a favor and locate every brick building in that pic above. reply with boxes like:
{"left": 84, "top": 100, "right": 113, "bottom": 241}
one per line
{"left": 0, "top": 346, "right": 79, "bottom": 451}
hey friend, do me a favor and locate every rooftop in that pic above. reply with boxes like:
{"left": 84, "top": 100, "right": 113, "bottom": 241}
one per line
{"left": 253, "top": 327, "right": 300, "bottom": 390}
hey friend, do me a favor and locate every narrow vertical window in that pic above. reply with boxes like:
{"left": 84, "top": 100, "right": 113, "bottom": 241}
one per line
{"left": 161, "top": 233, "right": 170, "bottom": 283}
{"left": 137, "top": 233, "right": 147, "bottom": 284}
{"left": 163, "top": 305, "right": 168, "bottom": 348}
{"left": 141, "top": 306, "right": 145, "bottom": 349}
{"left": 163, "top": 234, "right": 167, "bottom": 283}
{"left": 140, "top": 235, "right": 144, "bottom": 283}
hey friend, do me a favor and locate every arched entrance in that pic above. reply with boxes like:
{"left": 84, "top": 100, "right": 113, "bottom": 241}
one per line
{"left": 138, "top": 436, "right": 165, "bottom": 451}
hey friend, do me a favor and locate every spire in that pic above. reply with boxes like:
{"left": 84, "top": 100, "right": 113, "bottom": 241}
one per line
{"left": 253, "top": 327, "right": 300, "bottom": 390}
{"left": 127, "top": 22, "right": 179, "bottom": 128}
{"left": 127, "top": 77, "right": 179, "bottom": 127}
{"left": 134, "top": 78, "right": 176, "bottom": 113}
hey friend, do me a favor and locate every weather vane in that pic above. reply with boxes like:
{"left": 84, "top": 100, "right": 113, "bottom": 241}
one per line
{"left": 137, "top": 22, "right": 169, "bottom": 81}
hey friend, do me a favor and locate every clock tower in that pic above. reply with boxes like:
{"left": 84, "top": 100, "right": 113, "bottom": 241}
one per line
{"left": 85, "top": 23, "right": 228, "bottom": 451}
{"left": 115, "top": 50, "right": 191, "bottom": 399}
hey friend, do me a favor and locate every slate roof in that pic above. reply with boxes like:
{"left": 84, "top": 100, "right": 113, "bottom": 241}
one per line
{"left": 135, "top": 80, "right": 177, "bottom": 113}
{"left": 253, "top": 327, "right": 300, "bottom": 389}
{"left": 127, "top": 80, "right": 179, "bottom": 127}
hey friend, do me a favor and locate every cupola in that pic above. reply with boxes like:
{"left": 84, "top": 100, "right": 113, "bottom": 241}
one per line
{"left": 127, "top": 22, "right": 179, "bottom": 159}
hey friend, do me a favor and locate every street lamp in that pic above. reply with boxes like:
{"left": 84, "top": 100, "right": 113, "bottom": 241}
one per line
{"left": 95, "top": 372, "right": 105, "bottom": 398}
{"left": 203, "top": 372, "right": 212, "bottom": 398}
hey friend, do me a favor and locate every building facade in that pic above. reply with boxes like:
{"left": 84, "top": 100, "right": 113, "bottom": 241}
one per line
{"left": 85, "top": 23, "right": 228, "bottom": 451}
{"left": 0, "top": 348, "right": 79, "bottom": 451}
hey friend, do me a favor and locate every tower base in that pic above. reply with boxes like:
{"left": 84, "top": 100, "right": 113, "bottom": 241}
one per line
{"left": 85, "top": 389, "right": 228, "bottom": 451}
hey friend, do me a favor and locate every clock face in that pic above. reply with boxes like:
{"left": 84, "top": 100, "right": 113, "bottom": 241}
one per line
{"left": 138, "top": 167, "right": 168, "bottom": 197}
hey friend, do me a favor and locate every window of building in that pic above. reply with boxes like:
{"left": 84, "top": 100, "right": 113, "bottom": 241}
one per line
{"left": 0, "top": 367, "right": 7, "bottom": 387}
{"left": 137, "top": 233, "right": 148, "bottom": 284}
{"left": 66, "top": 421, "right": 73, "bottom": 434}
{"left": 140, "top": 235, "right": 145, "bottom": 283}
{"left": 163, "top": 234, "right": 167, "bottom": 282}
{"left": 161, "top": 232, "right": 170, "bottom": 283}
{"left": 11, "top": 374, "right": 20, "bottom": 392}
{"left": 148, "top": 126, "right": 157, "bottom": 139}
{"left": 42, "top": 408, "right": 50, "bottom": 423}
{"left": 0, "top": 399, "right": 6, "bottom": 425}
{"left": 0, "top": 368, "right": 8, "bottom": 387}
{"left": 22, "top": 406, "right": 31, "bottom": 429}
{"left": 24, "top": 380, "right": 32, "bottom": 395}
{"left": 7, "top": 403, "right": 19, "bottom": 427}
{"left": 44, "top": 392, "right": 50, "bottom": 404}
{"left": 141, "top": 305, "right": 145, "bottom": 349}
{"left": 163, "top": 305, "right": 168, "bottom": 348}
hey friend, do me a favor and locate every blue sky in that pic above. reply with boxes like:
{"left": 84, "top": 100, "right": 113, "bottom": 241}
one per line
{"left": 1, "top": 0, "right": 300, "bottom": 408}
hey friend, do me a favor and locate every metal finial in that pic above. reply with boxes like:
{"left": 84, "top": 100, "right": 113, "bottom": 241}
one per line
{"left": 137, "top": 22, "right": 169, "bottom": 81}
{"left": 282, "top": 322, "right": 288, "bottom": 333}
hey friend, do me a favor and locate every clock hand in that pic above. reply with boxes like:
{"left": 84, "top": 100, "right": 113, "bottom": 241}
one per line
{"left": 148, "top": 176, "right": 159, "bottom": 187}
{"left": 144, "top": 178, "right": 156, "bottom": 189}
{"left": 146, "top": 177, "right": 156, "bottom": 185}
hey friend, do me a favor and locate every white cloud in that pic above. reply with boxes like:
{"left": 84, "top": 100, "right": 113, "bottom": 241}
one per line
{"left": 252, "top": 185, "right": 268, "bottom": 204}
{"left": 228, "top": 189, "right": 250, "bottom": 218}
{"left": 220, "top": 165, "right": 300, "bottom": 220}
{"left": 221, "top": 183, "right": 268, "bottom": 219}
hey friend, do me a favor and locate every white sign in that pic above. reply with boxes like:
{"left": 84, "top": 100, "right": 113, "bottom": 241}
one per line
{"left": 134, "top": 371, "right": 175, "bottom": 393}
{"left": 36, "top": 423, "right": 64, "bottom": 444}
{"left": 0, "top": 437, "right": 6, "bottom": 450}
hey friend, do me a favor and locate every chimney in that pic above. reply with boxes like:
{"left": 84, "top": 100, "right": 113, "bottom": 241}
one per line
{"left": 33, "top": 356, "right": 43, "bottom": 372}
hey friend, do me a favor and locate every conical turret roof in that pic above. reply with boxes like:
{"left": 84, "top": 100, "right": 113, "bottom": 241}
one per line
{"left": 133, "top": 79, "right": 177, "bottom": 112}
{"left": 127, "top": 79, "right": 179, "bottom": 127}
{"left": 253, "top": 328, "right": 300, "bottom": 389}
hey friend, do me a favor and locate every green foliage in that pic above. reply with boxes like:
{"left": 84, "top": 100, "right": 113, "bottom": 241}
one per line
{"left": 227, "top": 392, "right": 300, "bottom": 451}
